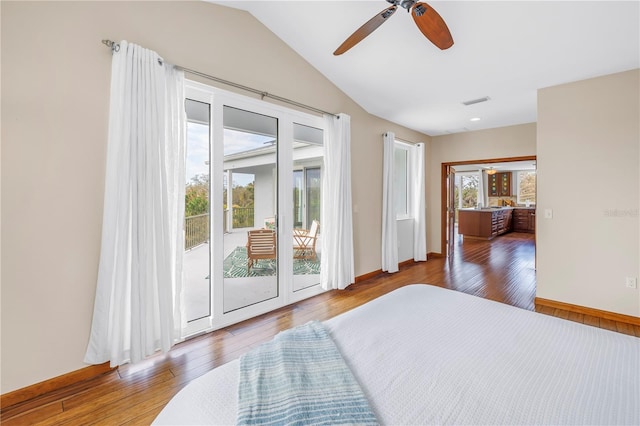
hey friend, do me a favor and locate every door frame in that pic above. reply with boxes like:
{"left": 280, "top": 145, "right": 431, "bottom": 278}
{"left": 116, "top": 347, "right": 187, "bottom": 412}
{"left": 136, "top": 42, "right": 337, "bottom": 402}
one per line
{"left": 445, "top": 165, "right": 456, "bottom": 258}
{"left": 440, "top": 155, "right": 536, "bottom": 258}
{"left": 183, "top": 80, "right": 327, "bottom": 338}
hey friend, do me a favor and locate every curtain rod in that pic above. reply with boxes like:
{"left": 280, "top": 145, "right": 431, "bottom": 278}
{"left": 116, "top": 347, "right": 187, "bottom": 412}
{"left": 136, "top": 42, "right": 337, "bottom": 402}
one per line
{"left": 101, "top": 39, "right": 338, "bottom": 118}
{"left": 384, "top": 133, "right": 422, "bottom": 146}
{"left": 397, "top": 137, "right": 420, "bottom": 145}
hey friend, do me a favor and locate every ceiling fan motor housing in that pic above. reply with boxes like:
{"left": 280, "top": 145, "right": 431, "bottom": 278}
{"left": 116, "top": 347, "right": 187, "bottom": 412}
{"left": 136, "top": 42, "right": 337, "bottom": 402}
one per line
{"left": 388, "top": 0, "right": 418, "bottom": 12}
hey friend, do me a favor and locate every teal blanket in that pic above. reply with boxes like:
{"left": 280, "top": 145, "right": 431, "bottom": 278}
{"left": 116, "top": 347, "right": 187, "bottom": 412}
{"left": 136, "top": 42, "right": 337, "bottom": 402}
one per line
{"left": 237, "top": 321, "right": 378, "bottom": 425}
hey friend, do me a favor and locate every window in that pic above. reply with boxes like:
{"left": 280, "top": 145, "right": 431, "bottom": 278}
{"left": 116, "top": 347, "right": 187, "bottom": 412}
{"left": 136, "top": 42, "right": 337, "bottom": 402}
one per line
{"left": 394, "top": 143, "right": 410, "bottom": 218}
{"left": 459, "top": 173, "right": 479, "bottom": 208}
{"left": 517, "top": 171, "right": 536, "bottom": 205}
{"left": 292, "top": 166, "right": 321, "bottom": 230}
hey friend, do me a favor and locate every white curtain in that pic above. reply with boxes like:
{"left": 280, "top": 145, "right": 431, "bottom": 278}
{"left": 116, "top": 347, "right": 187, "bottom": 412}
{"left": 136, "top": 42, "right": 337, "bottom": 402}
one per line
{"left": 85, "top": 41, "right": 186, "bottom": 367}
{"left": 412, "top": 143, "right": 427, "bottom": 261}
{"left": 320, "top": 113, "right": 354, "bottom": 290}
{"left": 381, "top": 132, "right": 399, "bottom": 272}
{"left": 477, "top": 169, "right": 487, "bottom": 208}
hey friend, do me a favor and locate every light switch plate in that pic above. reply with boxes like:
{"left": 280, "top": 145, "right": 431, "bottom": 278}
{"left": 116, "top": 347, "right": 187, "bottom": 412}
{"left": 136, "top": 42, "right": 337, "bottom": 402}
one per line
{"left": 544, "top": 209, "right": 553, "bottom": 219}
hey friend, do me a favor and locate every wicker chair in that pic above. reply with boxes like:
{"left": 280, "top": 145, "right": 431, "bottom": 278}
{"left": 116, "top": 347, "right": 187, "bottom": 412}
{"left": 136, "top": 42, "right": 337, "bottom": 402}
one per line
{"left": 293, "top": 220, "right": 320, "bottom": 261}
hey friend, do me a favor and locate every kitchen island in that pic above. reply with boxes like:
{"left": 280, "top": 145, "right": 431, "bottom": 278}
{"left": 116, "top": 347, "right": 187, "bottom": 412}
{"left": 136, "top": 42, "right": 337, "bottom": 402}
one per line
{"left": 458, "top": 207, "right": 513, "bottom": 240}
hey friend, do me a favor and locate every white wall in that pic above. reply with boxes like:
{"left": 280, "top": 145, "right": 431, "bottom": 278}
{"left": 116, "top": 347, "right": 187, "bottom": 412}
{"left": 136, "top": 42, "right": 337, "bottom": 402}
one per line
{"left": 536, "top": 69, "right": 640, "bottom": 317}
{"left": 428, "top": 123, "right": 537, "bottom": 253}
{"left": 0, "top": 1, "right": 430, "bottom": 393}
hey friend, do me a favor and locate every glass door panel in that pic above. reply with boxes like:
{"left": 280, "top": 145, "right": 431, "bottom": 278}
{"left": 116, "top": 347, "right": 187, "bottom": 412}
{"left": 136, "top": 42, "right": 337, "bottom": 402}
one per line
{"left": 293, "top": 170, "right": 303, "bottom": 228}
{"left": 222, "top": 106, "right": 278, "bottom": 313}
{"left": 305, "top": 167, "right": 321, "bottom": 227}
{"left": 184, "top": 99, "right": 211, "bottom": 323}
{"left": 292, "top": 123, "right": 323, "bottom": 292}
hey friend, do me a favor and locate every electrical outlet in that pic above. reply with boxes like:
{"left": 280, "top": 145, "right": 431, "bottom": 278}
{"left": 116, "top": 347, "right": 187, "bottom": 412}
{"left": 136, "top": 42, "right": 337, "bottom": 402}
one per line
{"left": 625, "top": 277, "right": 638, "bottom": 289}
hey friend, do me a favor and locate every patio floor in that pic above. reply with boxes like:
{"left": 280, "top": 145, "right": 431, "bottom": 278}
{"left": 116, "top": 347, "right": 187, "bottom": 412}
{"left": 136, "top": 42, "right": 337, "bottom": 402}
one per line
{"left": 183, "top": 228, "right": 321, "bottom": 321}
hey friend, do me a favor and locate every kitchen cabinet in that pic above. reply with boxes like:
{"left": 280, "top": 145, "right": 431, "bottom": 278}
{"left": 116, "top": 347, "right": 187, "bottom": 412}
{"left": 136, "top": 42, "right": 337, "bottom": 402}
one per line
{"left": 513, "top": 208, "right": 535, "bottom": 233}
{"left": 489, "top": 172, "right": 511, "bottom": 197}
{"left": 458, "top": 208, "right": 513, "bottom": 239}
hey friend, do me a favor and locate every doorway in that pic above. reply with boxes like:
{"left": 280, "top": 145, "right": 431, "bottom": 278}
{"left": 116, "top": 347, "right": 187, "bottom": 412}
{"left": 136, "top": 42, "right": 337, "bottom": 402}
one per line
{"left": 441, "top": 156, "right": 537, "bottom": 259}
{"left": 182, "top": 81, "right": 326, "bottom": 338}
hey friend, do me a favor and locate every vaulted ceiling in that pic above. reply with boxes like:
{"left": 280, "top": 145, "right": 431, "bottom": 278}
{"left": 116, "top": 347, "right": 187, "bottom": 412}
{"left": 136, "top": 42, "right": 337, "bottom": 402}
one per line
{"left": 213, "top": 1, "right": 639, "bottom": 136}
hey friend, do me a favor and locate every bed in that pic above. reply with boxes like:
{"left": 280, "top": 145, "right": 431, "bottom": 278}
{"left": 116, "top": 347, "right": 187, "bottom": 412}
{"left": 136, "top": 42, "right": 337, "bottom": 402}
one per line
{"left": 154, "top": 284, "right": 640, "bottom": 425}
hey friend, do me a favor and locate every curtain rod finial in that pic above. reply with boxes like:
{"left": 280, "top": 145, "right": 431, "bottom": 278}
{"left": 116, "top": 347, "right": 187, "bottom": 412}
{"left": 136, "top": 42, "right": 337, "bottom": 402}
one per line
{"left": 102, "top": 39, "right": 120, "bottom": 52}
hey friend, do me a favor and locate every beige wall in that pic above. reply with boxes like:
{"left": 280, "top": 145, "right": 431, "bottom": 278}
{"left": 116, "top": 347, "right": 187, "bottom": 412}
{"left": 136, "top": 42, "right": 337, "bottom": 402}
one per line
{"left": 537, "top": 70, "right": 640, "bottom": 317}
{"left": 0, "top": 1, "right": 430, "bottom": 393}
{"left": 428, "top": 123, "right": 537, "bottom": 253}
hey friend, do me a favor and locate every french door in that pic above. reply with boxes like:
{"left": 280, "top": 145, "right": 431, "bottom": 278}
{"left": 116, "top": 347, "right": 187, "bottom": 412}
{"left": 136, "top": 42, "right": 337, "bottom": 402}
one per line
{"left": 182, "top": 81, "right": 325, "bottom": 337}
{"left": 446, "top": 165, "right": 456, "bottom": 258}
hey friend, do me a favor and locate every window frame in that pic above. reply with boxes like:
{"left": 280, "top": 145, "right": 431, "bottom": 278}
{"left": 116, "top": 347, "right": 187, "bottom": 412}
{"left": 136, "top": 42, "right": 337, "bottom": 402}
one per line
{"left": 457, "top": 171, "right": 480, "bottom": 209}
{"left": 516, "top": 170, "right": 537, "bottom": 205}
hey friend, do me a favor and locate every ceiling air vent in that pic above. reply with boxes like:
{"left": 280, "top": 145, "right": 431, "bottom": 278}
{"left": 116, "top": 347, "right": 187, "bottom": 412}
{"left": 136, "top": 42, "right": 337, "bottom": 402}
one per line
{"left": 462, "top": 96, "right": 490, "bottom": 106}
{"left": 445, "top": 128, "right": 469, "bottom": 134}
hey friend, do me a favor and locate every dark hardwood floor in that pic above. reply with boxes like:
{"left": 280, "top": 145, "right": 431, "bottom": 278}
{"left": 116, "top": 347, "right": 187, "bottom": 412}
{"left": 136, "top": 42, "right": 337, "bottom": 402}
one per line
{"left": 2, "top": 232, "right": 638, "bottom": 425}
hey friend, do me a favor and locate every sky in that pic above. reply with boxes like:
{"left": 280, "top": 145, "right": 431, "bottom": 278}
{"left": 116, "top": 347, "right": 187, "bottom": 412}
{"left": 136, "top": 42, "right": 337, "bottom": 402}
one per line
{"left": 186, "top": 123, "right": 273, "bottom": 187}
{"left": 186, "top": 122, "right": 209, "bottom": 183}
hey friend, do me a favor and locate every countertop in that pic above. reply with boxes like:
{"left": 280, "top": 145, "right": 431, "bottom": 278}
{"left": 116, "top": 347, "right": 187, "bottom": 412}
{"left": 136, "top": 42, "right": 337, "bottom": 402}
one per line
{"left": 459, "top": 206, "right": 535, "bottom": 211}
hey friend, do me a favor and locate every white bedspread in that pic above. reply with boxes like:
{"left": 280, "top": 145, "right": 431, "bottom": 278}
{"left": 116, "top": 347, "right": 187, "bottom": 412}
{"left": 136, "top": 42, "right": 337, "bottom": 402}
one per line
{"left": 154, "top": 284, "right": 640, "bottom": 425}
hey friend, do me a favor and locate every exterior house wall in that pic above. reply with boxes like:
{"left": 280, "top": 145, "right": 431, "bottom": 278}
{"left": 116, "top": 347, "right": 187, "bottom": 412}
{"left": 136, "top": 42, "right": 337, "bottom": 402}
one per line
{"left": 252, "top": 165, "right": 276, "bottom": 230}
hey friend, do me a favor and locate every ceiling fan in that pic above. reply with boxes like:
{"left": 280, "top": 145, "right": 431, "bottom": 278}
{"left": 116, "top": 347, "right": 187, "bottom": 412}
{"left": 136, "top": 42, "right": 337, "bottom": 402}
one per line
{"left": 334, "top": 0, "right": 454, "bottom": 55}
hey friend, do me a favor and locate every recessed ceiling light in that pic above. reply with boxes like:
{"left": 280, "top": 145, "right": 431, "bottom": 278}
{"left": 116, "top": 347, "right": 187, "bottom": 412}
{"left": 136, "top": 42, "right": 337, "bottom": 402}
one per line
{"left": 470, "top": 117, "right": 481, "bottom": 122}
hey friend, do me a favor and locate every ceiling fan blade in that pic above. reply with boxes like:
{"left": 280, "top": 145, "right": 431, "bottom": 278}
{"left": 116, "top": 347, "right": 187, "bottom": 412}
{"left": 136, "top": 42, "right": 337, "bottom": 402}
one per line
{"left": 334, "top": 5, "right": 398, "bottom": 56}
{"left": 411, "top": 2, "right": 454, "bottom": 50}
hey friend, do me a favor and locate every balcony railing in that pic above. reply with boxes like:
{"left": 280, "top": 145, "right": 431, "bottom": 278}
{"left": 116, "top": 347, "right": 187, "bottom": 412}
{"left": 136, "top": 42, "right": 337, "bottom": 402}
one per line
{"left": 232, "top": 207, "right": 254, "bottom": 229}
{"left": 185, "top": 213, "right": 209, "bottom": 250}
{"left": 185, "top": 207, "right": 254, "bottom": 250}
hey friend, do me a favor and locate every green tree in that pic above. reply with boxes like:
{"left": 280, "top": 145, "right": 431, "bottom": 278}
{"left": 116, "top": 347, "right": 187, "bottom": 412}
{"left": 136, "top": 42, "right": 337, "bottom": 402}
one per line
{"left": 185, "top": 173, "right": 209, "bottom": 217}
{"left": 232, "top": 182, "right": 254, "bottom": 208}
{"left": 461, "top": 175, "right": 479, "bottom": 208}
{"left": 519, "top": 172, "right": 536, "bottom": 203}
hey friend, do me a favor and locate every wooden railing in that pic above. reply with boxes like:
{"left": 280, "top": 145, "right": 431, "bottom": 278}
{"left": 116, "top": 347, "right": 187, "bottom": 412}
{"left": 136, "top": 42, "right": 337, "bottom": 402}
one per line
{"left": 185, "top": 213, "right": 209, "bottom": 250}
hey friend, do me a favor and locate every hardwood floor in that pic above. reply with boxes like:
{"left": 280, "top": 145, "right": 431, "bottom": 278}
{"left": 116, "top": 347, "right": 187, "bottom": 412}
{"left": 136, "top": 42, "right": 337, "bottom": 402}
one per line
{"left": 2, "top": 232, "right": 638, "bottom": 425}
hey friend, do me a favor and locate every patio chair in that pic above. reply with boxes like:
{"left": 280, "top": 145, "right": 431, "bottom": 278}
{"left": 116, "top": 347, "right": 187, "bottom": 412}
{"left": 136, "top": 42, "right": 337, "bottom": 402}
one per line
{"left": 246, "top": 229, "right": 277, "bottom": 272}
{"left": 293, "top": 220, "right": 320, "bottom": 261}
